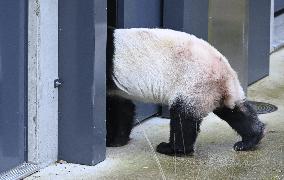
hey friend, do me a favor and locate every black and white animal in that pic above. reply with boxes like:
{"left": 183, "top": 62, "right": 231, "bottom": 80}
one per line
{"left": 106, "top": 28, "right": 265, "bottom": 156}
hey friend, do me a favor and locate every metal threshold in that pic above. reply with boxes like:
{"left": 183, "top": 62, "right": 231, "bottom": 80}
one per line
{"left": 0, "top": 163, "right": 39, "bottom": 180}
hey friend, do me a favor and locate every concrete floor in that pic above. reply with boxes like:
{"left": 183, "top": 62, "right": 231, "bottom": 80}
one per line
{"left": 26, "top": 48, "right": 284, "bottom": 180}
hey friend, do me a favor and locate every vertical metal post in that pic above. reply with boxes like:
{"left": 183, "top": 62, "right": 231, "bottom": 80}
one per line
{"left": 58, "top": 0, "right": 107, "bottom": 165}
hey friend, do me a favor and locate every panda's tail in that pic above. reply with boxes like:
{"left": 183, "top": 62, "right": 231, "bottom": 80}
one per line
{"left": 223, "top": 72, "right": 246, "bottom": 109}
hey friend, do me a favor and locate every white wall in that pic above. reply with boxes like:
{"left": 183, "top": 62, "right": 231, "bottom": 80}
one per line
{"left": 28, "top": 0, "right": 58, "bottom": 167}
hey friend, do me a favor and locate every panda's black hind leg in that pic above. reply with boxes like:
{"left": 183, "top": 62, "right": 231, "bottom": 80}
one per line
{"left": 156, "top": 97, "right": 201, "bottom": 156}
{"left": 213, "top": 101, "right": 265, "bottom": 151}
{"left": 106, "top": 95, "right": 135, "bottom": 147}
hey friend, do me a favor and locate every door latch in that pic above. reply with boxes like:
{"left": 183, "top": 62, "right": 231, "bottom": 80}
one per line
{"left": 54, "top": 79, "right": 63, "bottom": 88}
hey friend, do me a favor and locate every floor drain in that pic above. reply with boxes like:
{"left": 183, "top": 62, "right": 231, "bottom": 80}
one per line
{"left": 248, "top": 101, "right": 278, "bottom": 114}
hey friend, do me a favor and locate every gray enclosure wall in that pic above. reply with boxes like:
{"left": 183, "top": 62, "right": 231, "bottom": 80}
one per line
{"left": 248, "top": 0, "right": 270, "bottom": 85}
{"left": 0, "top": 0, "right": 27, "bottom": 173}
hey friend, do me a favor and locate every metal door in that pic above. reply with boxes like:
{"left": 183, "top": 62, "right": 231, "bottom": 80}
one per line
{"left": 109, "top": 0, "right": 163, "bottom": 121}
{"left": 0, "top": 0, "right": 27, "bottom": 173}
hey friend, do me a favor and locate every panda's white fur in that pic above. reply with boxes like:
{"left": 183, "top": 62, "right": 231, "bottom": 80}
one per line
{"left": 111, "top": 28, "right": 245, "bottom": 117}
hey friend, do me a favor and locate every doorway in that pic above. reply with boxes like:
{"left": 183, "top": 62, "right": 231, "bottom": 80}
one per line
{"left": 107, "top": 0, "right": 163, "bottom": 122}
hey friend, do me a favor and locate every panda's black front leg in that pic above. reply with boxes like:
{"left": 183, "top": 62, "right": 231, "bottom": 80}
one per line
{"left": 106, "top": 95, "right": 135, "bottom": 147}
{"left": 213, "top": 101, "right": 265, "bottom": 151}
{"left": 156, "top": 98, "right": 201, "bottom": 156}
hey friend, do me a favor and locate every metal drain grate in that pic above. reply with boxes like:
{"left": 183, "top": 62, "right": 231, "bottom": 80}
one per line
{"left": 0, "top": 163, "right": 39, "bottom": 180}
{"left": 248, "top": 101, "right": 278, "bottom": 114}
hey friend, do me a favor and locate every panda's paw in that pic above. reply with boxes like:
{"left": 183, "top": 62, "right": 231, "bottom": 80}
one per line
{"left": 156, "top": 142, "right": 194, "bottom": 156}
{"left": 106, "top": 137, "right": 130, "bottom": 147}
{"left": 156, "top": 142, "right": 174, "bottom": 155}
{"left": 234, "top": 130, "right": 265, "bottom": 151}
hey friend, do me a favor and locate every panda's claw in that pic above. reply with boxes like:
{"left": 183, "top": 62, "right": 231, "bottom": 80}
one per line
{"left": 233, "top": 141, "right": 257, "bottom": 151}
{"left": 233, "top": 141, "right": 246, "bottom": 151}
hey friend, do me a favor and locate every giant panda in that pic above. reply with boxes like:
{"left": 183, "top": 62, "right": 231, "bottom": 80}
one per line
{"left": 106, "top": 27, "right": 265, "bottom": 156}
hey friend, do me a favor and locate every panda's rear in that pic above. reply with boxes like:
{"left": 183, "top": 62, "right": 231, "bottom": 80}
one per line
{"left": 111, "top": 28, "right": 245, "bottom": 112}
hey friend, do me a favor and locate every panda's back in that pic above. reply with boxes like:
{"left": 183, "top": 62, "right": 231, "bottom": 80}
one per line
{"left": 112, "top": 28, "right": 245, "bottom": 108}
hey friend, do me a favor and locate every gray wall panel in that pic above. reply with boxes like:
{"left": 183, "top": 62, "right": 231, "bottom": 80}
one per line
{"left": 163, "top": 0, "right": 184, "bottom": 30}
{"left": 164, "top": 0, "right": 209, "bottom": 40}
{"left": 183, "top": 0, "right": 209, "bottom": 39}
{"left": 58, "top": 0, "right": 106, "bottom": 165}
{"left": 248, "top": 0, "right": 270, "bottom": 84}
{"left": 118, "top": 0, "right": 163, "bottom": 28}
{"left": 0, "top": 0, "right": 27, "bottom": 173}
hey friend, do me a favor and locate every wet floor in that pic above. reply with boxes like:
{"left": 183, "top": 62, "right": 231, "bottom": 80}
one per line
{"left": 26, "top": 49, "right": 284, "bottom": 180}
